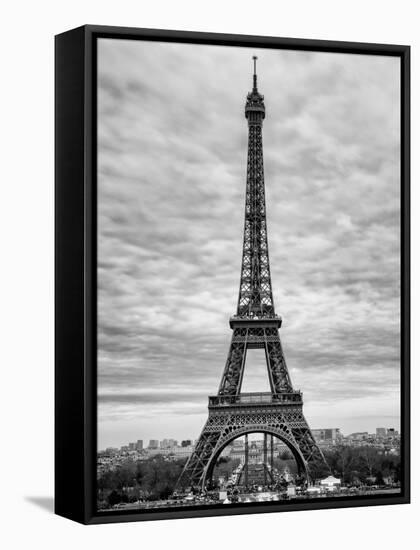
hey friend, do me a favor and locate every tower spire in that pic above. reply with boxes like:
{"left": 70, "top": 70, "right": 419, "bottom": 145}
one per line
{"left": 253, "top": 55, "right": 258, "bottom": 91}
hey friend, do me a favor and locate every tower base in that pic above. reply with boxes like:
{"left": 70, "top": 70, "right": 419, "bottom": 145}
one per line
{"left": 176, "top": 392, "right": 329, "bottom": 491}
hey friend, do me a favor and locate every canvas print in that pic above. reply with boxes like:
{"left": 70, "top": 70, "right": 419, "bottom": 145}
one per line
{"left": 96, "top": 39, "right": 401, "bottom": 513}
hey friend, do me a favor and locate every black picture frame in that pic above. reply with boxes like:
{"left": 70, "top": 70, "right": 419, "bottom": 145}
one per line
{"left": 55, "top": 24, "right": 410, "bottom": 525}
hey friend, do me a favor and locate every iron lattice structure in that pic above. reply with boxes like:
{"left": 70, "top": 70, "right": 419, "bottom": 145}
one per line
{"left": 176, "top": 58, "right": 328, "bottom": 492}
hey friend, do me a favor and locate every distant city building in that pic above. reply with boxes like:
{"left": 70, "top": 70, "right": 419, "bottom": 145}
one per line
{"left": 146, "top": 445, "right": 194, "bottom": 458}
{"left": 99, "top": 425, "right": 401, "bottom": 478}
{"left": 105, "top": 447, "right": 118, "bottom": 455}
{"left": 312, "top": 428, "right": 341, "bottom": 443}
{"left": 248, "top": 442, "right": 262, "bottom": 464}
{"left": 226, "top": 445, "right": 243, "bottom": 459}
{"left": 160, "top": 438, "right": 178, "bottom": 449}
{"left": 348, "top": 432, "right": 369, "bottom": 441}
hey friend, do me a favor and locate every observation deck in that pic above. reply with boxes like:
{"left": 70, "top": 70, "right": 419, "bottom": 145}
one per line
{"left": 229, "top": 314, "right": 282, "bottom": 329}
{"left": 208, "top": 391, "right": 302, "bottom": 409}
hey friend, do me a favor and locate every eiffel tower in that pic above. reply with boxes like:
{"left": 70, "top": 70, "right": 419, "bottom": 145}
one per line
{"left": 176, "top": 57, "right": 328, "bottom": 492}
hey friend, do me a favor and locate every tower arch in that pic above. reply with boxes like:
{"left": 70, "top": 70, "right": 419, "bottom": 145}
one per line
{"left": 203, "top": 426, "right": 309, "bottom": 490}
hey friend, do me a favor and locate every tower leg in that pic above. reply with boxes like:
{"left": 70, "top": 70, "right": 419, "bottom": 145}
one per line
{"left": 218, "top": 329, "right": 248, "bottom": 395}
{"left": 263, "top": 433, "right": 267, "bottom": 486}
{"left": 290, "top": 423, "right": 330, "bottom": 481}
{"left": 270, "top": 435, "right": 274, "bottom": 477}
{"left": 244, "top": 434, "right": 249, "bottom": 488}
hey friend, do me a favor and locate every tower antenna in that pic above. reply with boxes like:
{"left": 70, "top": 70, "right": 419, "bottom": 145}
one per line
{"left": 252, "top": 55, "right": 258, "bottom": 90}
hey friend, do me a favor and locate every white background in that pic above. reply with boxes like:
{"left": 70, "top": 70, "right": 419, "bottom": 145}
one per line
{"left": 0, "top": 0, "right": 417, "bottom": 548}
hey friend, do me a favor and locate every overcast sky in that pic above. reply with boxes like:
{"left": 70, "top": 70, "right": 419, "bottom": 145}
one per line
{"left": 97, "top": 38, "right": 400, "bottom": 450}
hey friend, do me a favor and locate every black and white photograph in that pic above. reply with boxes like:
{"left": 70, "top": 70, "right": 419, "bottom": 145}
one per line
{"left": 96, "top": 37, "right": 404, "bottom": 514}
{"left": 3, "top": 0, "right": 418, "bottom": 544}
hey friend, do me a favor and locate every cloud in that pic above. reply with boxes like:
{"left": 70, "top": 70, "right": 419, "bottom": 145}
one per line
{"left": 97, "top": 39, "right": 400, "bottom": 448}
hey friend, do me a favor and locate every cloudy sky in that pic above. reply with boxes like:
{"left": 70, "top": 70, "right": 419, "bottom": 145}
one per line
{"left": 97, "top": 39, "right": 401, "bottom": 450}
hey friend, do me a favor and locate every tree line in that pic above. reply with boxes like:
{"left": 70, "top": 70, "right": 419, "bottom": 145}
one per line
{"left": 321, "top": 445, "right": 400, "bottom": 485}
{"left": 97, "top": 445, "right": 400, "bottom": 508}
{"left": 97, "top": 455, "right": 188, "bottom": 509}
